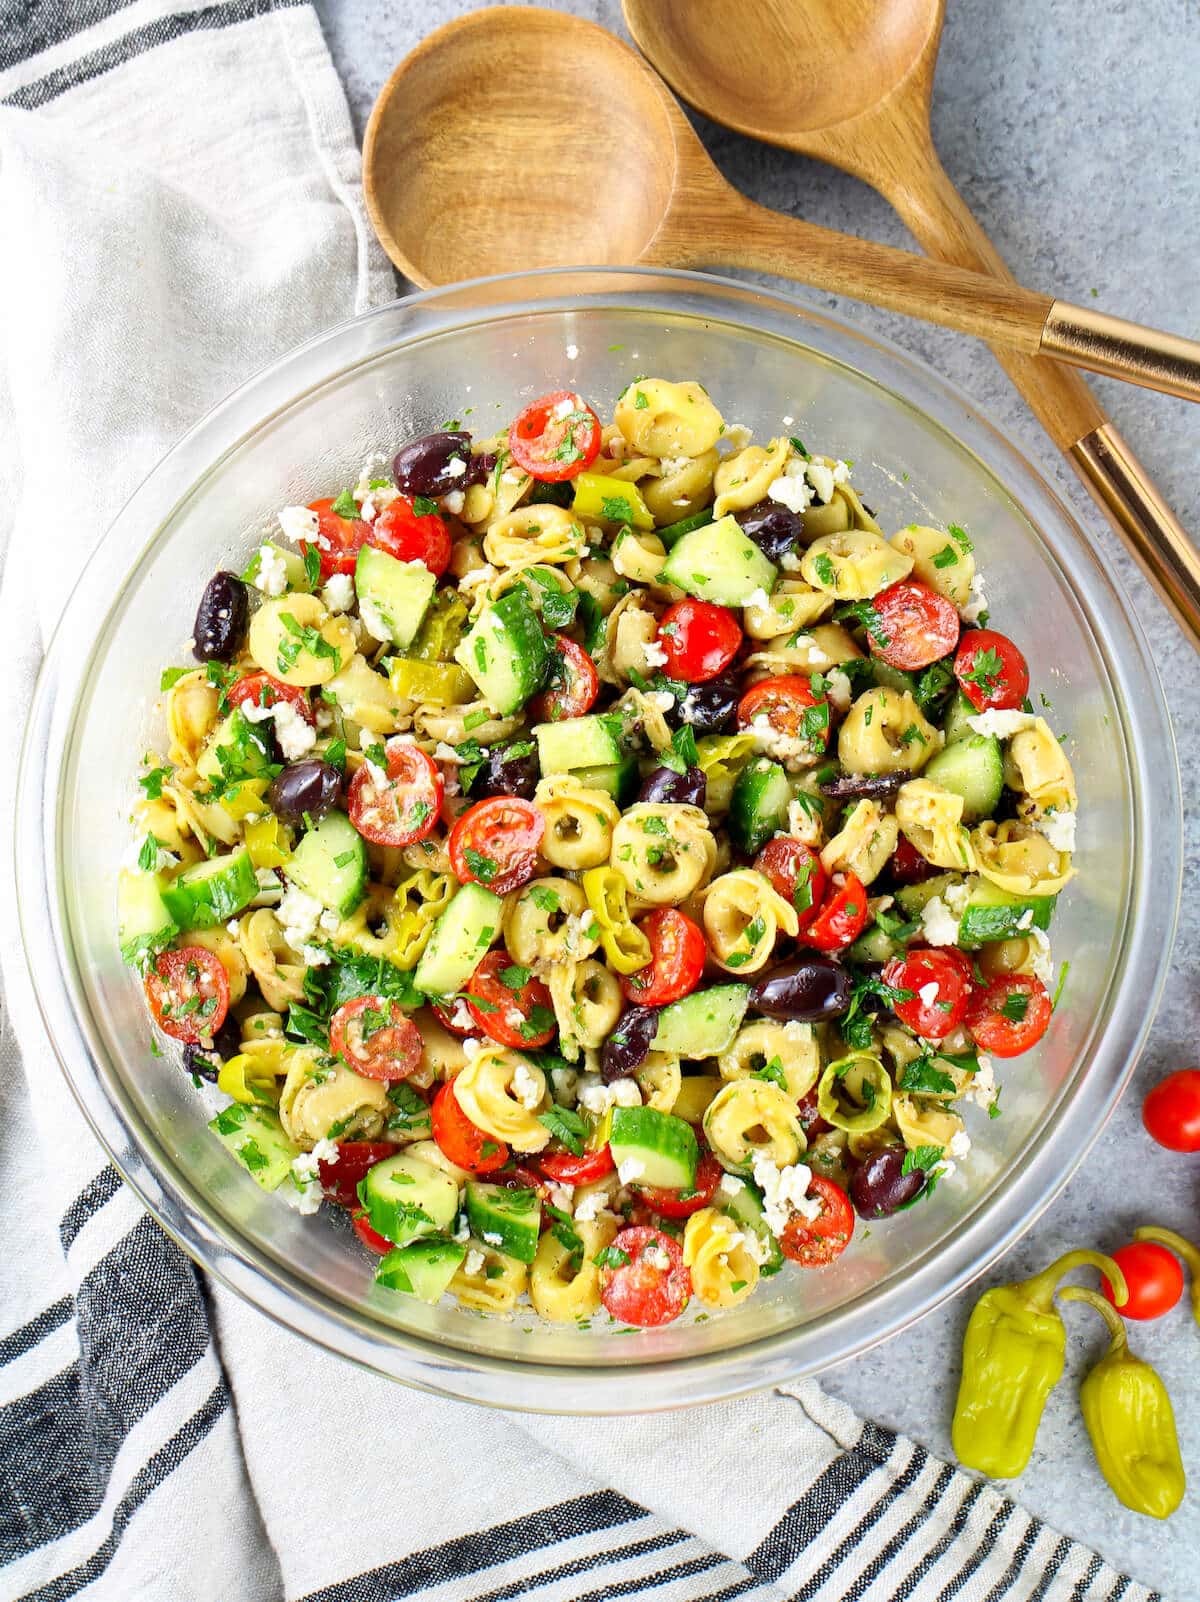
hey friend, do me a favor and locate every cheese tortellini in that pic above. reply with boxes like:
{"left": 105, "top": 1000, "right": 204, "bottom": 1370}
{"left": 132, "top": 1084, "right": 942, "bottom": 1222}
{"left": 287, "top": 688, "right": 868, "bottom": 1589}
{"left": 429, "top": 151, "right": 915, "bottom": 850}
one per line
{"left": 702, "top": 869, "right": 799, "bottom": 974}
{"left": 452, "top": 1046, "right": 550, "bottom": 1152}
{"left": 534, "top": 775, "right": 619, "bottom": 870}
{"left": 614, "top": 378, "right": 724, "bottom": 458}
{"left": 703, "top": 1079, "right": 805, "bottom": 1174}
{"left": 801, "top": 530, "right": 913, "bottom": 599}
{"left": 609, "top": 803, "right": 716, "bottom": 905}
{"left": 838, "top": 688, "right": 940, "bottom": 775}
{"left": 683, "top": 1208, "right": 760, "bottom": 1308}
{"left": 895, "top": 779, "right": 976, "bottom": 872}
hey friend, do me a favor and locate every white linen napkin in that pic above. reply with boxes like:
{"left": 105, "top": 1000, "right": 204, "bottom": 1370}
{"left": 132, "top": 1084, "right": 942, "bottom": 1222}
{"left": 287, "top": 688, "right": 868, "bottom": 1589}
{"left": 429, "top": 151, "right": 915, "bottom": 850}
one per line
{"left": 0, "top": 6, "right": 1161, "bottom": 1601}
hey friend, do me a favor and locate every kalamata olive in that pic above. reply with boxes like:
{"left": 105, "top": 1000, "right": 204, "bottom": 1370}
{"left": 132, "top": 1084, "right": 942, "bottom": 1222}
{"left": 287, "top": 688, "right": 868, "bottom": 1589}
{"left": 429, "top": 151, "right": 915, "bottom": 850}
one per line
{"left": 820, "top": 772, "right": 906, "bottom": 801}
{"left": 392, "top": 431, "right": 487, "bottom": 498}
{"left": 668, "top": 676, "right": 739, "bottom": 735}
{"left": 797, "top": 1088, "right": 831, "bottom": 1138}
{"left": 602, "top": 1007, "right": 659, "bottom": 1082}
{"left": 750, "top": 956, "right": 852, "bottom": 1022}
{"left": 183, "top": 1016, "right": 241, "bottom": 1082}
{"left": 269, "top": 759, "right": 342, "bottom": 828}
{"left": 850, "top": 1145, "right": 926, "bottom": 1218}
{"left": 467, "top": 743, "right": 540, "bottom": 801}
{"left": 638, "top": 764, "right": 707, "bottom": 807}
{"left": 192, "top": 571, "right": 248, "bottom": 663}
{"left": 736, "top": 504, "right": 807, "bottom": 564}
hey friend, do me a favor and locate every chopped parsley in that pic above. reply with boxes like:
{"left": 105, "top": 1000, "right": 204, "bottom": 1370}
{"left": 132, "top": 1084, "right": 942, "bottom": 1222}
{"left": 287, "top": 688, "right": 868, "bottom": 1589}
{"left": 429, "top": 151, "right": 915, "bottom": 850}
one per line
{"left": 538, "top": 1103, "right": 587, "bottom": 1156}
{"left": 330, "top": 489, "right": 360, "bottom": 520}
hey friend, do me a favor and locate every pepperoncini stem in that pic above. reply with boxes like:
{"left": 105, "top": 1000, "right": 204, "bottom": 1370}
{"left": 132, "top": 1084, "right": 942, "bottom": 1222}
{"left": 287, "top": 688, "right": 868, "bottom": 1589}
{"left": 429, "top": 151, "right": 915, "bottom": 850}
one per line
{"left": 1059, "top": 1286, "right": 1128, "bottom": 1354}
{"left": 1020, "top": 1248, "right": 1128, "bottom": 1312}
{"left": 1133, "top": 1226, "right": 1200, "bottom": 1326}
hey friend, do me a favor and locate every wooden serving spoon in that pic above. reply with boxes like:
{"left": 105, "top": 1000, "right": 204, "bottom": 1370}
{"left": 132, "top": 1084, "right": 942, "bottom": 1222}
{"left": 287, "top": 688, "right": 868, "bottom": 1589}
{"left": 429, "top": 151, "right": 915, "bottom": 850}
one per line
{"left": 363, "top": 6, "right": 1200, "bottom": 405}
{"left": 622, "top": 0, "right": 1200, "bottom": 646}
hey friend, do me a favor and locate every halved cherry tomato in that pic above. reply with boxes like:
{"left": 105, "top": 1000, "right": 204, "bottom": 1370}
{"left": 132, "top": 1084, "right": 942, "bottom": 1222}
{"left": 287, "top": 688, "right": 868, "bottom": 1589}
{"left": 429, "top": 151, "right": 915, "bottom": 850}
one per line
{"left": 227, "top": 672, "right": 315, "bottom": 724}
{"left": 1143, "top": 1069, "right": 1200, "bottom": 1153}
{"left": 508, "top": 390, "right": 602, "bottom": 482}
{"left": 348, "top": 743, "right": 443, "bottom": 847}
{"left": 530, "top": 634, "right": 599, "bottom": 722}
{"left": 801, "top": 871, "right": 870, "bottom": 952}
{"left": 1102, "top": 1241, "right": 1184, "bottom": 1321}
{"left": 448, "top": 796, "right": 545, "bottom": 895}
{"left": 869, "top": 580, "right": 960, "bottom": 671}
{"left": 536, "top": 1145, "right": 615, "bottom": 1186}
{"left": 598, "top": 1226, "right": 691, "bottom": 1327}
{"left": 303, "top": 496, "right": 367, "bottom": 579}
{"left": 656, "top": 599, "right": 743, "bottom": 683}
{"left": 636, "top": 1148, "right": 722, "bottom": 1220}
{"left": 144, "top": 947, "right": 230, "bottom": 1043}
{"left": 778, "top": 1176, "right": 854, "bottom": 1266}
{"left": 467, "top": 950, "right": 557, "bottom": 1049}
{"left": 754, "top": 837, "right": 827, "bottom": 930}
{"left": 351, "top": 1209, "right": 395, "bottom": 1255}
{"left": 967, "top": 974, "right": 1052, "bottom": 1057}
{"left": 889, "top": 834, "right": 935, "bottom": 886}
{"left": 318, "top": 1140, "right": 401, "bottom": 1209}
{"left": 619, "top": 908, "right": 706, "bottom": 1006}
{"left": 883, "top": 947, "right": 973, "bottom": 1042}
{"left": 737, "top": 674, "right": 830, "bottom": 755}
{"left": 954, "top": 628, "right": 1030, "bottom": 713}
{"left": 369, "top": 496, "right": 451, "bottom": 578}
{"left": 430, "top": 1077, "right": 509, "bottom": 1174}
{"left": 329, "top": 996, "right": 423, "bottom": 1081}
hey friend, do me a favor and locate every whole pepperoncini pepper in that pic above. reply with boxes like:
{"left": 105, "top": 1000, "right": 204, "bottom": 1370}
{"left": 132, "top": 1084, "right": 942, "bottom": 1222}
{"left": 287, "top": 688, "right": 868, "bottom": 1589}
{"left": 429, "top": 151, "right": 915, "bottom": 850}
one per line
{"left": 1133, "top": 1226, "right": 1200, "bottom": 1325}
{"left": 1060, "top": 1287, "right": 1185, "bottom": 1519}
{"left": 951, "top": 1248, "right": 1128, "bottom": 1479}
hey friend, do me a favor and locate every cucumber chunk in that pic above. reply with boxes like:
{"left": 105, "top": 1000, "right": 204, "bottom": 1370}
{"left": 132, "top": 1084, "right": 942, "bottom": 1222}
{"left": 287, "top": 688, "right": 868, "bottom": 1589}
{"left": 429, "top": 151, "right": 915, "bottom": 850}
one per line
{"left": 894, "top": 872, "right": 965, "bottom": 918}
{"left": 652, "top": 984, "right": 751, "bottom": 1059}
{"left": 465, "top": 1182, "right": 541, "bottom": 1264}
{"left": 161, "top": 848, "right": 258, "bottom": 931}
{"left": 355, "top": 543, "right": 437, "bottom": 650}
{"left": 729, "top": 758, "right": 792, "bottom": 854}
{"left": 535, "top": 714, "right": 623, "bottom": 775}
{"left": 609, "top": 1106, "right": 699, "bottom": 1190}
{"left": 923, "top": 734, "right": 1002, "bottom": 822}
{"left": 375, "top": 1236, "right": 466, "bottom": 1302}
{"left": 455, "top": 587, "right": 549, "bottom": 715}
{"left": 117, "top": 870, "right": 179, "bottom": 965}
{"left": 718, "top": 1176, "right": 785, "bottom": 1277}
{"left": 359, "top": 1152, "right": 459, "bottom": 1246}
{"left": 656, "top": 508, "right": 714, "bottom": 547}
{"left": 957, "top": 879, "right": 1057, "bottom": 947}
{"left": 413, "top": 882, "right": 502, "bottom": 997}
{"left": 847, "top": 921, "right": 906, "bottom": 966}
{"left": 209, "top": 1103, "right": 299, "bottom": 1190}
{"left": 659, "top": 514, "right": 777, "bottom": 607}
{"left": 942, "top": 689, "right": 978, "bottom": 745}
{"left": 286, "top": 810, "right": 367, "bottom": 918}
{"left": 573, "top": 756, "right": 639, "bottom": 805}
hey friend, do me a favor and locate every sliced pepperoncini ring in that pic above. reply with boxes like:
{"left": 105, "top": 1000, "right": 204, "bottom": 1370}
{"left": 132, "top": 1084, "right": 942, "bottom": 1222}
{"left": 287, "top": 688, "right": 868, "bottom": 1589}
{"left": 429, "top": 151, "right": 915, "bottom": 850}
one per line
{"left": 582, "top": 866, "right": 651, "bottom": 975}
{"left": 1133, "top": 1226, "right": 1200, "bottom": 1326}
{"left": 1060, "top": 1286, "right": 1186, "bottom": 1520}
{"left": 218, "top": 1052, "right": 283, "bottom": 1107}
{"left": 816, "top": 1053, "right": 892, "bottom": 1133}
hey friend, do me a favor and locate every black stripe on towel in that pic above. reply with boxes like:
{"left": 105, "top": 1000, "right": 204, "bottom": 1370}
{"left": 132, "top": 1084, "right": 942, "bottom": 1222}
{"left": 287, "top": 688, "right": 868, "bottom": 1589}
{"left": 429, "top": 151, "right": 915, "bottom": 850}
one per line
{"left": 888, "top": 1479, "right": 986, "bottom": 1601}
{"left": 937, "top": 1499, "right": 1016, "bottom": 1601}
{"left": 463, "top": 1529, "right": 691, "bottom": 1602}
{"left": 0, "top": 1213, "right": 212, "bottom": 1561}
{"left": 978, "top": 1512, "right": 1041, "bottom": 1602}
{"left": 0, "top": 1298, "right": 74, "bottom": 1368}
{"left": 58, "top": 1167, "right": 121, "bottom": 1253}
{"left": 0, "top": 0, "right": 141, "bottom": 74}
{"left": 14, "top": 1381, "right": 228, "bottom": 1602}
{"left": 299, "top": 1490, "right": 650, "bottom": 1602}
{"left": 3, "top": 0, "right": 303, "bottom": 110}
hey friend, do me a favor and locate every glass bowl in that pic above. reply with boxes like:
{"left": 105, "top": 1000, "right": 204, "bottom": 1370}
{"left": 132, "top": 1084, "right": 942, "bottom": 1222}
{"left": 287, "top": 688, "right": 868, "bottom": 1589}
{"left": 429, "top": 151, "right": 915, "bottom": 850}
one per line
{"left": 15, "top": 268, "right": 1179, "bottom": 1413}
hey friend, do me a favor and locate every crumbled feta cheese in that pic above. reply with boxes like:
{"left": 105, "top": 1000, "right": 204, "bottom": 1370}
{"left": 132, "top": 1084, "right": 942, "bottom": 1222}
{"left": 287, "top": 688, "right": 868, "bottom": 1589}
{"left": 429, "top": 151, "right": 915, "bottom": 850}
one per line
{"left": 573, "top": 1189, "right": 612, "bottom": 1223}
{"left": 459, "top": 562, "right": 499, "bottom": 591}
{"left": 918, "top": 980, "right": 940, "bottom": 1007}
{"left": 642, "top": 638, "right": 670, "bottom": 670}
{"left": 552, "top": 395, "right": 578, "bottom": 419}
{"left": 748, "top": 720, "right": 816, "bottom": 771}
{"left": 318, "top": 909, "right": 340, "bottom": 934}
{"left": 751, "top": 1151, "right": 820, "bottom": 1237}
{"left": 779, "top": 550, "right": 804, "bottom": 572}
{"left": 960, "top": 573, "right": 989, "bottom": 625}
{"left": 562, "top": 912, "right": 599, "bottom": 954}
{"left": 1016, "top": 908, "right": 1035, "bottom": 931}
{"left": 944, "top": 880, "right": 971, "bottom": 917}
{"left": 464, "top": 1248, "right": 485, "bottom": 1277}
{"left": 278, "top": 887, "right": 322, "bottom": 951}
{"left": 501, "top": 468, "right": 523, "bottom": 486}
{"left": 616, "top": 1156, "right": 646, "bottom": 1184}
{"left": 643, "top": 1242, "right": 671, "bottom": 1271}
{"left": 947, "top": 1130, "right": 972, "bottom": 1161}
{"left": 646, "top": 690, "right": 675, "bottom": 714}
{"left": 831, "top": 459, "right": 850, "bottom": 485}
{"left": 278, "top": 505, "right": 319, "bottom": 545}
{"left": 785, "top": 796, "right": 823, "bottom": 846}
{"left": 300, "top": 944, "right": 330, "bottom": 967}
{"left": 1036, "top": 808, "right": 1077, "bottom": 854}
{"left": 742, "top": 1231, "right": 771, "bottom": 1265}
{"left": 449, "top": 998, "right": 473, "bottom": 1032}
{"left": 806, "top": 462, "right": 836, "bottom": 504}
{"left": 252, "top": 544, "right": 288, "bottom": 597}
{"left": 721, "top": 424, "right": 753, "bottom": 451}
{"left": 482, "top": 1230, "right": 503, "bottom": 1247}
{"left": 1029, "top": 927, "right": 1054, "bottom": 984}
{"left": 286, "top": 1151, "right": 324, "bottom": 1214}
{"left": 462, "top": 1036, "right": 487, "bottom": 1060}
{"left": 272, "top": 700, "right": 317, "bottom": 761}
{"left": 767, "top": 462, "right": 814, "bottom": 515}
{"left": 577, "top": 1075, "right": 641, "bottom": 1116}
{"left": 825, "top": 668, "right": 852, "bottom": 712}
{"left": 359, "top": 496, "right": 378, "bottom": 523}
{"left": 743, "top": 586, "right": 772, "bottom": 614}
{"left": 321, "top": 573, "right": 355, "bottom": 613}
{"left": 546, "top": 1181, "right": 574, "bottom": 1213}
{"left": 226, "top": 919, "right": 242, "bottom": 937}
{"left": 919, "top": 894, "right": 961, "bottom": 947}
{"left": 565, "top": 343, "right": 579, "bottom": 360}
{"left": 659, "top": 454, "right": 691, "bottom": 477}
{"left": 441, "top": 489, "right": 466, "bottom": 516}
{"left": 963, "top": 1054, "right": 997, "bottom": 1112}
{"left": 965, "top": 708, "right": 1037, "bottom": 739}
{"left": 717, "top": 1175, "right": 745, "bottom": 1199}
{"left": 445, "top": 455, "right": 468, "bottom": 479}
{"left": 453, "top": 1216, "right": 470, "bottom": 1243}
{"left": 358, "top": 595, "right": 392, "bottom": 642}
{"left": 505, "top": 1005, "right": 526, "bottom": 1031}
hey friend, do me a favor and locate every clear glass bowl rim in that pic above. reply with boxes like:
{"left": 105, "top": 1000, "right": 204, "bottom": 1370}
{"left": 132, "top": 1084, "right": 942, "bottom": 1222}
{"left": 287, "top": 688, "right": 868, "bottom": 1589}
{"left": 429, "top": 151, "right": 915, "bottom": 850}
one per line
{"left": 14, "top": 266, "right": 1181, "bottom": 1414}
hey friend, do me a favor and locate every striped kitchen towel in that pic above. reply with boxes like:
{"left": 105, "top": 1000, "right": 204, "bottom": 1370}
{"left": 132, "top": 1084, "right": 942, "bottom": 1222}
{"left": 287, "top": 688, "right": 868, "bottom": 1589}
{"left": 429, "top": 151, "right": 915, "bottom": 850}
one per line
{"left": 0, "top": 4, "right": 1165, "bottom": 1600}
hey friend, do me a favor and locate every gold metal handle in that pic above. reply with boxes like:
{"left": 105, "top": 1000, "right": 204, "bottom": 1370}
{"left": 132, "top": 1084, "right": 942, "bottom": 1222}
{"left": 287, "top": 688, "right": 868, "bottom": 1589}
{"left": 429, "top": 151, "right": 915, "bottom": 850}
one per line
{"left": 1042, "top": 303, "right": 1200, "bottom": 403}
{"left": 1071, "top": 423, "right": 1200, "bottom": 647}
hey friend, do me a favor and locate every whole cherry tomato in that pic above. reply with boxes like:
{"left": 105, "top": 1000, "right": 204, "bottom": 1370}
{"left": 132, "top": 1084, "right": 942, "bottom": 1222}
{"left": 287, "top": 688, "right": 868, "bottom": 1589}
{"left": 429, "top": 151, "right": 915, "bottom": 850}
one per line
{"left": 1142, "top": 1070, "right": 1200, "bottom": 1152}
{"left": 144, "top": 947, "right": 230, "bottom": 1044}
{"left": 778, "top": 1176, "right": 855, "bottom": 1266}
{"left": 619, "top": 908, "right": 706, "bottom": 1007}
{"left": 466, "top": 950, "right": 557, "bottom": 1049}
{"left": 1102, "top": 1241, "right": 1185, "bottom": 1321}
{"left": 868, "top": 580, "right": 960, "bottom": 671}
{"left": 883, "top": 948, "right": 973, "bottom": 1042}
{"left": 802, "top": 872, "right": 870, "bottom": 953}
{"left": 508, "top": 390, "right": 602, "bottom": 481}
{"left": 530, "top": 634, "right": 599, "bottom": 721}
{"left": 954, "top": 628, "right": 1030, "bottom": 713}
{"left": 348, "top": 742, "right": 443, "bottom": 848}
{"left": 966, "top": 974, "right": 1052, "bottom": 1057}
{"left": 448, "top": 796, "right": 545, "bottom": 895}
{"left": 656, "top": 599, "right": 743, "bottom": 683}
{"left": 430, "top": 1078, "right": 509, "bottom": 1174}
{"left": 598, "top": 1226, "right": 691, "bottom": 1327}
{"left": 329, "top": 997, "right": 423, "bottom": 1081}
{"left": 754, "top": 836, "right": 827, "bottom": 929}
{"left": 369, "top": 496, "right": 452, "bottom": 578}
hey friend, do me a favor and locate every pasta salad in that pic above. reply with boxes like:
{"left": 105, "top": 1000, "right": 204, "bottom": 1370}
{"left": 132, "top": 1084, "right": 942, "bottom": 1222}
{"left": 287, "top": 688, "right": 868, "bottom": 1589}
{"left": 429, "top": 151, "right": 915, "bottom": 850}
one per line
{"left": 119, "top": 377, "right": 1077, "bottom": 1328}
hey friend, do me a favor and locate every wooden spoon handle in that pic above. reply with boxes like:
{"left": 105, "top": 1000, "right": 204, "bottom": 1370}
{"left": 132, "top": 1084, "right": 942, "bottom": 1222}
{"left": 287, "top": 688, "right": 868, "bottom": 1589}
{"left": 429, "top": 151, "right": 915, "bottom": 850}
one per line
{"left": 878, "top": 141, "right": 1200, "bottom": 648}
{"left": 668, "top": 190, "right": 1200, "bottom": 403}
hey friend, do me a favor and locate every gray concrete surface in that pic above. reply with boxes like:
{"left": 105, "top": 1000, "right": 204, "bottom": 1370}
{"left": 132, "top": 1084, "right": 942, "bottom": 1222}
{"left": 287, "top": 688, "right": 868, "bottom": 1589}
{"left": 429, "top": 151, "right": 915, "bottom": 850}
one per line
{"left": 316, "top": 1, "right": 1199, "bottom": 1591}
